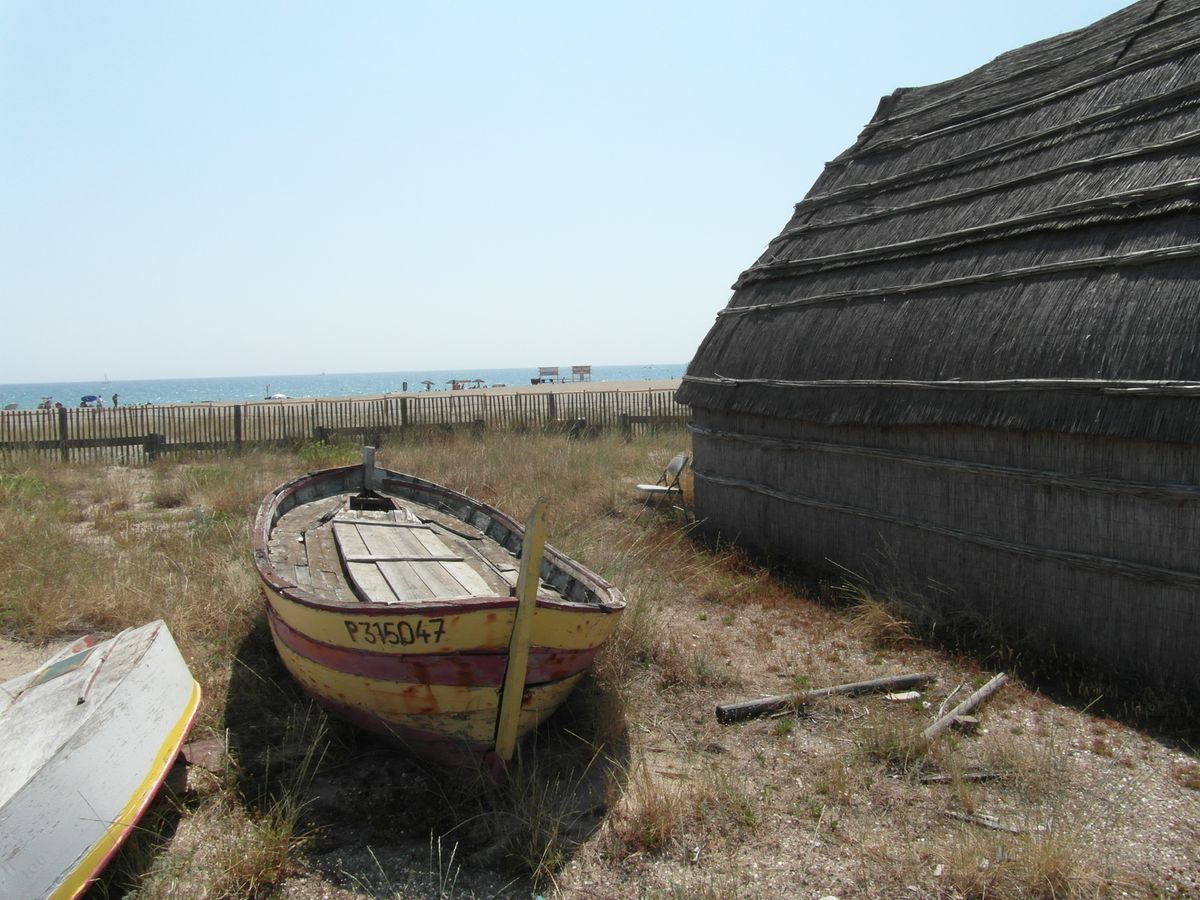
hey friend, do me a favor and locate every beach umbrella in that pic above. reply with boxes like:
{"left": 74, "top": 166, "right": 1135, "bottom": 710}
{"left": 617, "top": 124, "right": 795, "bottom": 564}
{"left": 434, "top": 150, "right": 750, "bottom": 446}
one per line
{"left": 81, "top": 395, "right": 99, "bottom": 403}
{"left": 421, "top": 380, "right": 434, "bottom": 391}
{"left": 470, "top": 378, "right": 484, "bottom": 388}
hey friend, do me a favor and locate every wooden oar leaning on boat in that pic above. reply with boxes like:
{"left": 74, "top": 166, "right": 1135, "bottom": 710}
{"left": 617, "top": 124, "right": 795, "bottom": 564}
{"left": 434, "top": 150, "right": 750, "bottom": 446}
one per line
{"left": 493, "top": 499, "right": 547, "bottom": 767}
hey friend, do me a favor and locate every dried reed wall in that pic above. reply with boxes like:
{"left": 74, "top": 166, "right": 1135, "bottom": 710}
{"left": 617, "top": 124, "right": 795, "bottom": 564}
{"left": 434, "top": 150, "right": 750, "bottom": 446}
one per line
{"left": 690, "top": 409, "right": 1200, "bottom": 696}
{"left": 678, "top": 1, "right": 1200, "bottom": 697}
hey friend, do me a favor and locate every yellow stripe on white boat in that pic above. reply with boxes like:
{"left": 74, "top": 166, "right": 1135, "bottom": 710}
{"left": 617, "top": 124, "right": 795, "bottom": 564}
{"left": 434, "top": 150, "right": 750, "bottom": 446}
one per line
{"left": 51, "top": 679, "right": 201, "bottom": 900}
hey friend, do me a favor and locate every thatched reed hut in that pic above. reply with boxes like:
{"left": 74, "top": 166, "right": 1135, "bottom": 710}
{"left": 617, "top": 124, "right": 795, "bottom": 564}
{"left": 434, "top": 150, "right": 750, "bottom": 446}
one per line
{"left": 678, "top": 0, "right": 1200, "bottom": 696}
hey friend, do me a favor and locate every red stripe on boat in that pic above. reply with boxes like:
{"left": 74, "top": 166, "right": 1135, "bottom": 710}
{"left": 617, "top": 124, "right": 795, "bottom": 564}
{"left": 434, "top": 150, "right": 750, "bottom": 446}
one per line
{"left": 298, "top": 686, "right": 493, "bottom": 766}
{"left": 266, "top": 604, "right": 598, "bottom": 687}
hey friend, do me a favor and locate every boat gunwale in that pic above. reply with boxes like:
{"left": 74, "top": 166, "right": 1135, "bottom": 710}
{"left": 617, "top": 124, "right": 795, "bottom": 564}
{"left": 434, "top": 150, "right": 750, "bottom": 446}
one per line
{"left": 252, "top": 463, "right": 626, "bottom": 616}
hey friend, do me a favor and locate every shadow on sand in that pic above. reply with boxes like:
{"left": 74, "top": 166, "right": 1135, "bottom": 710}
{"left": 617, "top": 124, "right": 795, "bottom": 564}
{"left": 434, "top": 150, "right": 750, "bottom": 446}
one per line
{"left": 222, "top": 616, "right": 632, "bottom": 896}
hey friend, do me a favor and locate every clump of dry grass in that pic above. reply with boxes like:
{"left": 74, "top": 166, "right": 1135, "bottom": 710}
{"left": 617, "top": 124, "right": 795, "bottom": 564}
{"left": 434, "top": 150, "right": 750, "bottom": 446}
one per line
{"left": 693, "top": 767, "right": 762, "bottom": 836}
{"left": 128, "top": 789, "right": 306, "bottom": 899}
{"left": 1173, "top": 762, "right": 1200, "bottom": 791}
{"left": 111, "top": 708, "right": 325, "bottom": 899}
{"left": 812, "top": 752, "right": 858, "bottom": 804}
{"left": 841, "top": 583, "right": 916, "bottom": 650}
{"left": 856, "top": 716, "right": 931, "bottom": 776}
{"left": 606, "top": 762, "right": 688, "bottom": 857}
{"left": 652, "top": 634, "right": 734, "bottom": 691}
{"left": 603, "top": 761, "right": 764, "bottom": 864}
{"left": 939, "top": 825, "right": 1103, "bottom": 899}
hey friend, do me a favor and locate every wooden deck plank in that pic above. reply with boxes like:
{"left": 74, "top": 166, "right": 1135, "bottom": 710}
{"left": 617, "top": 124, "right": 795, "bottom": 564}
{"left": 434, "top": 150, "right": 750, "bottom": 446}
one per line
{"left": 292, "top": 564, "right": 313, "bottom": 590}
{"left": 271, "top": 561, "right": 299, "bottom": 586}
{"left": 414, "top": 507, "right": 486, "bottom": 540}
{"left": 440, "top": 560, "right": 495, "bottom": 596}
{"left": 304, "top": 528, "right": 354, "bottom": 603}
{"left": 345, "top": 561, "right": 400, "bottom": 603}
{"left": 332, "top": 522, "right": 372, "bottom": 559}
{"left": 307, "top": 568, "right": 347, "bottom": 601}
{"left": 376, "top": 561, "right": 438, "bottom": 601}
{"left": 410, "top": 527, "right": 460, "bottom": 560}
{"left": 407, "top": 558, "right": 473, "bottom": 598}
{"left": 357, "top": 522, "right": 428, "bottom": 560}
{"left": 342, "top": 553, "right": 463, "bottom": 563}
{"left": 268, "top": 533, "right": 309, "bottom": 568}
{"left": 474, "top": 541, "right": 519, "bottom": 575}
{"left": 391, "top": 504, "right": 421, "bottom": 524}
{"left": 277, "top": 495, "right": 344, "bottom": 536}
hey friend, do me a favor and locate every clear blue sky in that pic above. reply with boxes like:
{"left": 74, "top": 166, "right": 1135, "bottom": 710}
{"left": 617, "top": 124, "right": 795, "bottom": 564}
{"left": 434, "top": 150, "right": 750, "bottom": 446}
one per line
{"left": 1, "top": 1, "right": 1130, "bottom": 383}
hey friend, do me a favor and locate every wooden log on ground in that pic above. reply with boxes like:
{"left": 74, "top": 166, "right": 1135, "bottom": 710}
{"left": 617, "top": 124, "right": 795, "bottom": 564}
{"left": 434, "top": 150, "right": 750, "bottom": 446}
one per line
{"left": 919, "top": 770, "right": 1005, "bottom": 784}
{"left": 945, "top": 810, "right": 1023, "bottom": 834}
{"left": 716, "top": 672, "right": 936, "bottom": 724}
{"left": 922, "top": 672, "right": 1008, "bottom": 742}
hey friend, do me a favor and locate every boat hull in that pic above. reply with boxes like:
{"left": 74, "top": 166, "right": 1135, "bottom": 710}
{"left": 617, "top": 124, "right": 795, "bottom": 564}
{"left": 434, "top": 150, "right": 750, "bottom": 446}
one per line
{"left": 264, "top": 600, "right": 603, "bottom": 759}
{"left": 0, "top": 621, "right": 201, "bottom": 900}
{"left": 254, "top": 463, "right": 625, "bottom": 766}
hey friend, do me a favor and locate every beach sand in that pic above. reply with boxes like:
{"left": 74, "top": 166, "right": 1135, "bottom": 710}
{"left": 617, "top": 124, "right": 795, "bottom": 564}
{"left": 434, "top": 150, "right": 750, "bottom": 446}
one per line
{"left": 255, "top": 378, "right": 682, "bottom": 406}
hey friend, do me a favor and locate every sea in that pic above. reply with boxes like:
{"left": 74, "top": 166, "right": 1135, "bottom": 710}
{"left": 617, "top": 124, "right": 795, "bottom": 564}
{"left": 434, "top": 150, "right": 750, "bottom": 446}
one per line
{"left": 0, "top": 364, "right": 687, "bottom": 409}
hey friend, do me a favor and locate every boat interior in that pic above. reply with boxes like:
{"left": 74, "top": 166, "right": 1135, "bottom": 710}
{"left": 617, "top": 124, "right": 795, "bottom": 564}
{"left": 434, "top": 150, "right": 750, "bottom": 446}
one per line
{"left": 265, "top": 486, "right": 591, "bottom": 606}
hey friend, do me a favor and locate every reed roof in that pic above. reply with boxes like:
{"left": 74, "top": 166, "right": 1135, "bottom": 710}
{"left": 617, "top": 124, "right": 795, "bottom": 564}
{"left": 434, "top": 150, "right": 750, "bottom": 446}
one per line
{"left": 678, "top": 0, "right": 1200, "bottom": 443}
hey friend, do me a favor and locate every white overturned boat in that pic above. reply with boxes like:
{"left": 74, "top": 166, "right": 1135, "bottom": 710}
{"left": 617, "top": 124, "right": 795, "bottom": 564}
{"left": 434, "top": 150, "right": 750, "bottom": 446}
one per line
{"left": 0, "top": 621, "right": 201, "bottom": 900}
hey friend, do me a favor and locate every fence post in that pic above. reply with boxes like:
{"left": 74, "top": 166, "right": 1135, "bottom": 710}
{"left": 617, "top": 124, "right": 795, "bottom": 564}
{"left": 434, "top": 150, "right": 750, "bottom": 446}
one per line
{"left": 620, "top": 413, "right": 631, "bottom": 442}
{"left": 144, "top": 433, "right": 165, "bottom": 462}
{"left": 400, "top": 397, "right": 409, "bottom": 430}
{"left": 314, "top": 425, "right": 329, "bottom": 444}
{"left": 233, "top": 405, "right": 243, "bottom": 453}
{"left": 547, "top": 392, "right": 557, "bottom": 423}
{"left": 57, "top": 406, "right": 69, "bottom": 462}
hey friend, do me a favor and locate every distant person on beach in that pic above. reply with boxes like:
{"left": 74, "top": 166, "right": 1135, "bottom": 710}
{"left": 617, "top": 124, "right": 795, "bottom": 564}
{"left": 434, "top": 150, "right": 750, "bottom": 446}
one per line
{"left": 112, "top": 393, "right": 119, "bottom": 407}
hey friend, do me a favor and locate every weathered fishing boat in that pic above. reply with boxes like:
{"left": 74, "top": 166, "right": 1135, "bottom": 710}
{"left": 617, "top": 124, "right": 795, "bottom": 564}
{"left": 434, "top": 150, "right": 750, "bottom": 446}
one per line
{"left": 0, "top": 621, "right": 201, "bottom": 900}
{"left": 252, "top": 450, "right": 626, "bottom": 767}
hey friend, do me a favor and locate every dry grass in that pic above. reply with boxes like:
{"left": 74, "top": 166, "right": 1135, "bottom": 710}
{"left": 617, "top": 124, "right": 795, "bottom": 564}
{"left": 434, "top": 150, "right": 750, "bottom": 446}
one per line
{"left": 939, "top": 825, "right": 1100, "bottom": 899}
{"left": 1174, "top": 763, "right": 1200, "bottom": 791}
{"left": 842, "top": 582, "right": 916, "bottom": 649}
{"left": 2, "top": 429, "right": 1198, "bottom": 897}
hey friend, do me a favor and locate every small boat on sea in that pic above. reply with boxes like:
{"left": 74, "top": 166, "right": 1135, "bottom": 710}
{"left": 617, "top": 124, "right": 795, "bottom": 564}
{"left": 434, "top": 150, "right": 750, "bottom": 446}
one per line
{"left": 252, "top": 449, "right": 626, "bottom": 767}
{"left": 0, "top": 621, "right": 201, "bottom": 900}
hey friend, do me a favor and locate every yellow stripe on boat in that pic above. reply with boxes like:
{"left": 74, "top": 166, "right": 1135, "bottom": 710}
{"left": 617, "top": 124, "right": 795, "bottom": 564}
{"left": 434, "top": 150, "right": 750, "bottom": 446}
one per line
{"left": 51, "top": 679, "right": 202, "bottom": 900}
{"left": 265, "top": 592, "right": 621, "bottom": 655}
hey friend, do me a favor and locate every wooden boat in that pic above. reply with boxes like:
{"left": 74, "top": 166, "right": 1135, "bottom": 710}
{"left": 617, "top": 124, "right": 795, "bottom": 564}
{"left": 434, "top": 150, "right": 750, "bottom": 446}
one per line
{"left": 0, "top": 621, "right": 201, "bottom": 900}
{"left": 252, "top": 450, "right": 626, "bottom": 767}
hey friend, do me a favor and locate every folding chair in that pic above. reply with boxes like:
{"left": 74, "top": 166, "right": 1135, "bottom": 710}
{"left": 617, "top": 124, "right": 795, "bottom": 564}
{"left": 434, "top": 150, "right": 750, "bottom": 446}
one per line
{"left": 637, "top": 452, "right": 690, "bottom": 518}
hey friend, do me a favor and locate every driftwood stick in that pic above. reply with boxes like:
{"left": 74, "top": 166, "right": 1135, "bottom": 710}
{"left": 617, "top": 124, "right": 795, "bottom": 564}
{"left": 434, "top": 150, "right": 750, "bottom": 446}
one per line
{"left": 945, "top": 810, "right": 1023, "bottom": 834}
{"left": 919, "top": 770, "right": 1005, "bottom": 784}
{"left": 716, "top": 672, "right": 935, "bottom": 724}
{"left": 922, "top": 673, "right": 1008, "bottom": 742}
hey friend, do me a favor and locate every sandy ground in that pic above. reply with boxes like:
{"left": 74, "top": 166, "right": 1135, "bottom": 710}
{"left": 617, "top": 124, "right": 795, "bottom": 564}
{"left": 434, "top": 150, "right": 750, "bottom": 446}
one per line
{"left": 0, "top": 635, "right": 75, "bottom": 682}
{"left": 250, "top": 378, "right": 683, "bottom": 406}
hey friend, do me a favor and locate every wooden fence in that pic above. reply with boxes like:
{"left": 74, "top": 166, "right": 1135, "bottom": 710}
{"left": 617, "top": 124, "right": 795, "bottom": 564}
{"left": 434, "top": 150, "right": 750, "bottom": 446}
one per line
{"left": 0, "top": 389, "right": 689, "bottom": 464}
